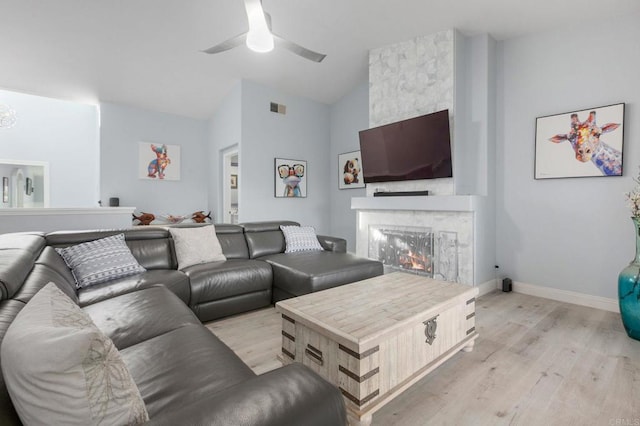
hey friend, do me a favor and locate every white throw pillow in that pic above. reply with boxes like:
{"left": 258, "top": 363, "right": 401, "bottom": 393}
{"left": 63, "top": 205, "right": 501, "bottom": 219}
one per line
{"left": 0, "top": 283, "right": 149, "bottom": 426}
{"left": 280, "top": 225, "right": 324, "bottom": 253}
{"left": 169, "top": 225, "right": 226, "bottom": 269}
{"left": 55, "top": 233, "right": 146, "bottom": 289}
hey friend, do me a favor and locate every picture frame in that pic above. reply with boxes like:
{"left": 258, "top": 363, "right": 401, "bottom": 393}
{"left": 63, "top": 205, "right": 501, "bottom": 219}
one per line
{"left": 274, "top": 158, "right": 307, "bottom": 198}
{"left": 25, "top": 177, "right": 33, "bottom": 195}
{"left": 230, "top": 174, "right": 237, "bottom": 189}
{"left": 138, "top": 142, "right": 181, "bottom": 181}
{"left": 338, "top": 150, "right": 365, "bottom": 189}
{"left": 535, "top": 103, "right": 624, "bottom": 179}
{"left": 2, "top": 177, "right": 8, "bottom": 203}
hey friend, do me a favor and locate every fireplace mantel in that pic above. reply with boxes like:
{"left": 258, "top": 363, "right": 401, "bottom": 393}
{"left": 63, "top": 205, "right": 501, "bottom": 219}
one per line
{"left": 351, "top": 195, "right": 485, "bottom": 212}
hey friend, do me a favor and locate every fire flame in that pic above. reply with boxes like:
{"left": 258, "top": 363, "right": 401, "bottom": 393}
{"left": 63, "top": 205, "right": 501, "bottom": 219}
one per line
{"left": 399, "top": 250, "right": 430, "bottom": 271}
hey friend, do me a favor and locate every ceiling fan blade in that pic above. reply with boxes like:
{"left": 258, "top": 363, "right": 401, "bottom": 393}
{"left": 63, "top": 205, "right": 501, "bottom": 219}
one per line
{"left": 202, "top": 32, "right": 247, "bottom": 54}
{"left": 273, "top": 34, "right": 326, "bottom": 63}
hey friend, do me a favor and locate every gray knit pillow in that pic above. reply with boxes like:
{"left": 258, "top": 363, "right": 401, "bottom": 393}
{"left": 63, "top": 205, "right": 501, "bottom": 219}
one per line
{"left": 1, "top": 283, "right": 149, "bottom": 425}
{"left": 56, "top": 234, "right": 146, "bottom": 289}
{"left": 280, "top": 225, "right": 324, "bottom": 253}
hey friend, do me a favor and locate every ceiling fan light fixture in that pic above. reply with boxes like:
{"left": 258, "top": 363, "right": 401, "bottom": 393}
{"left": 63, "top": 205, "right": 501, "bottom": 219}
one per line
{"left": 244, "top": 0, "right": 274, "bottom": 53}
{"left": 246, "top": 29, "right": 274, "bottom": 53}
{"left": 203, "top": 0, "right": 326, "bottom": 62}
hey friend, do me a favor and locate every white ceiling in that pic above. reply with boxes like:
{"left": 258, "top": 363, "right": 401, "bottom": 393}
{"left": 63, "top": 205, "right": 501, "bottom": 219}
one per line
{"left": 1, "top": 0, "right": 638, "bottom": 119}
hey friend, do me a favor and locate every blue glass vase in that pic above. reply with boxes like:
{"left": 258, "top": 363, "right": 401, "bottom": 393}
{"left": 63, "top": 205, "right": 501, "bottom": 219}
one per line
{"left": 619, "top": 217, "right": 640, "bottom": 340}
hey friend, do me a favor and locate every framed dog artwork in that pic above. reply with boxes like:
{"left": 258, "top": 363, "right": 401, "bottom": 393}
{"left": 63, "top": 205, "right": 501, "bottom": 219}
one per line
{"left": 339, "top": 150, "right": 365, "bottom": 189}
{"left": 138, "top": 142, "right": 181, "bottom": 181}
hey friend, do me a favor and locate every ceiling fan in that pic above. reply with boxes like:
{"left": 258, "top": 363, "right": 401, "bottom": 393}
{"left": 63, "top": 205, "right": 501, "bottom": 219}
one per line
{"left": 202, "top": 0, "right": 326, "bottom": 63}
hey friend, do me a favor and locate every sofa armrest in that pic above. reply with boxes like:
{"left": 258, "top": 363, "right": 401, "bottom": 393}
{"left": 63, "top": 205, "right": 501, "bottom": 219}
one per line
{"left": 317, "top": 235, "right": 347, "bottom": 253}
{"left": 145, "top": 363, "right": 347, "bottom": 426}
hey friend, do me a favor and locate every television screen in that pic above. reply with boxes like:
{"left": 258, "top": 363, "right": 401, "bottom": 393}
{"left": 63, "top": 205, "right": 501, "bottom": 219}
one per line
{"left": 358, "top": 110, "right": 452, "bottom": 183}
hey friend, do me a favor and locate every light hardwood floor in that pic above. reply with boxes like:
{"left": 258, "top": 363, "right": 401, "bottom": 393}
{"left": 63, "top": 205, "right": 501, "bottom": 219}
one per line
{"left": 206, "top": 291, "right": 640, "bottom": 425}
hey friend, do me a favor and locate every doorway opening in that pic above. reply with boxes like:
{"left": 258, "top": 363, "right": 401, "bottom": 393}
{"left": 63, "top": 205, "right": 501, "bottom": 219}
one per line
{"left": 222, "top": 148, "right": 239, "bottom": 224}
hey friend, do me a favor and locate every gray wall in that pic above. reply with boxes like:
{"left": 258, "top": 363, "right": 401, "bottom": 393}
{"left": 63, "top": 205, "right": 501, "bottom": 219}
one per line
{"left": 238, "top": 80, "right": 331, "bottom": 233}
{"left": 208, "top": 82, "right": 242, "bottom": 221}
{"left": 496, "top": 12, "right": 640, "bottom": 299}
{"left": 329, "top": 81, "right": 369, "bottom": 252}
{"left": 0, "top": 89, "right": 99, "bottom": 207}
{"left": 458, "top": 33, "right": 498, "bottom": 285}
{"left": 99, "top": 102, "right": 208, "bottom": 214}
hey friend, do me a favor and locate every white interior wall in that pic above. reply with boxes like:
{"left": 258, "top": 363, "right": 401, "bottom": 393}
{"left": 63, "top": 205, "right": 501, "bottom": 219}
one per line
{"left": 0, "top": 89, "right": 98, "bottom": 207}
{"left": 99, "top": 102, "right": 208, "bottom": 215}
{"left": 329, "top": 81, "right": 368, "bottom": 252}
{"left": 239, "top": 80, "right": 330, "bottom": 233}
{"left": 496, "top": 12, "right": 640, "bottom": 299}
{"left": 208, "top": 82, "right": 242, "bottom": 223}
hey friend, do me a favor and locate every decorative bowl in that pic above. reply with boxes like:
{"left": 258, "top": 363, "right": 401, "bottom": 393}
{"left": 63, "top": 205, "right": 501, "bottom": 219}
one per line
{"left": 161, "top": 214, "right": 186, "bottom": 224}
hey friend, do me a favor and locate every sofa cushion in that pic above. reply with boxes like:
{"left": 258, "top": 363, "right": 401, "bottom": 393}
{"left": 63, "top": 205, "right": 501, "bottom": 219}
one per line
{"left": 0, "top": 233, "right": 46, "bottom": 300}
{"left": 281, "top": 225, "right": 324, "bottom": 253}
{"left": 184, "top": 259, "right": 272, "bottom": 305}
{"left": 316, "top": 235, "right": 347, "bottom": 253}
{"left": 35, "top": 246, "right": 78, "bottom": 285}
{"left": 83, "top": 286, "right": 201, "bottom": 350}
{"left": 13, "top": 264, "right": 78, "bottom": 305}
{"left": 144, "top": 363, "right": 348, "bottom": 426}
{"left": 55, "top": 233, "right": 146, "bottom": 289}
{"left": 169, "top": 226, "right": 226, "bottom": 269}
{"left": 0, "top": 300, "right": 25, "bottom": 426}
{"left": 78, "top": 270, "right": 190, "bottom": 307}
{"left": 126, "top": 237, "right": 176, "bottom": 270}
{"left": 215, "top": 224, "right": 250, "bottom": 259}
{"left": 263, "top": 251, "right": 384, "bottom": 298}
{"left": 243, "top": 221, "right": 299, "bottom": 258}
{"left": 190, "top": 291, "right": 272, "bottom": 322}
{"left": 120, "top": 324, "right": 255, "bottom": 418}
{"left": 1, "top": 283, "right": 148, "bottom": 425}
{"left": 46, "top": 228, "right": 176, "bottom": 270}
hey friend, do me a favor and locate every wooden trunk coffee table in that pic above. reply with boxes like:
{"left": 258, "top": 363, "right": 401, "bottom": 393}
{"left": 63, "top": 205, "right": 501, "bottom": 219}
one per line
{"left": 276, "top": 272, "right": 479, "bottom": 426}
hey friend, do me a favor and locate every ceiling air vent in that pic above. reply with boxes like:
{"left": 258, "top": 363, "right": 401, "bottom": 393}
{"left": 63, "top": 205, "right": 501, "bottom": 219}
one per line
{"left": 270, "top": 102, "right": 286, "bottom": 115}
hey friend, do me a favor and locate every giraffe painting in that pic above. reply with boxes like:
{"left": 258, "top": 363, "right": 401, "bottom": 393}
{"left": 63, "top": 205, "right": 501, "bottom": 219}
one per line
{"left": 535, "top": 103, "right": 624, "bottom": 179}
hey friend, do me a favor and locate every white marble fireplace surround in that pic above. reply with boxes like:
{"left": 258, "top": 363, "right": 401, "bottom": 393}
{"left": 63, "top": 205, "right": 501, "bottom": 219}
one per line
{"left": 353, "top": 29, "right": 496, "bottom": 289}
{"left": 352, "top": 195, "right": 489, "bottom": 286}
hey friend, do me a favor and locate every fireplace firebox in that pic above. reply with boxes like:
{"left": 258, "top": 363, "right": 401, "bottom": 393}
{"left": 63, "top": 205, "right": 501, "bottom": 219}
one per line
{"left": 368, "top": 225, "right": 459, "bottom": 282}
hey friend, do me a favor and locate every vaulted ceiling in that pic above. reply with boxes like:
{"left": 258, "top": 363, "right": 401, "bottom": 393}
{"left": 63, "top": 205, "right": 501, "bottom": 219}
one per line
{"left": 1, "top": 0, "right": 638, "bottom": 119}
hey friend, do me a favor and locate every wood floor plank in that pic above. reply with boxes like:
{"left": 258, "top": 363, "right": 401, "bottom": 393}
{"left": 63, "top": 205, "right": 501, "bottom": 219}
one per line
{"left": 206, "top": 291, "right": 640, "bottom": 425}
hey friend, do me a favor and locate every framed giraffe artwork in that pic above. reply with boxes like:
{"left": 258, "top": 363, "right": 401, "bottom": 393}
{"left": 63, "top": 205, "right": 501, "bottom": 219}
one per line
{"left": 534, "top": 103, "right": 625, "bottom": 179}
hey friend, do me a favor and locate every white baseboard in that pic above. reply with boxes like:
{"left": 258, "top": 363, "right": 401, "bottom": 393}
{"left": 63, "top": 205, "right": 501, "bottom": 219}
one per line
{"left": 476, "top": 279, "right": 499, "bottom": 297}
{"left": 511, "top": 281, "right": 619, "bottom": 313}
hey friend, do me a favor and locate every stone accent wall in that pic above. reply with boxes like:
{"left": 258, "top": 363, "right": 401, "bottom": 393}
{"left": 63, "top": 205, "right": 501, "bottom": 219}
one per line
{"left": 368, "top": 29, "right": 455, "bottom": 196}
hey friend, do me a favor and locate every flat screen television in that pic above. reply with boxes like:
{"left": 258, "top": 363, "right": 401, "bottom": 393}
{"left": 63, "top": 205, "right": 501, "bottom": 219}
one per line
{"left": 358, "top": 109, "right": 452, "bottom": 183}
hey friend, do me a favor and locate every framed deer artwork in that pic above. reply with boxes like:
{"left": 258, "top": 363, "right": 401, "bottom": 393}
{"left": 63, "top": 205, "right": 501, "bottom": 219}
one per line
{"left": 535, "top": 103, "right": 625, "bottom": 179}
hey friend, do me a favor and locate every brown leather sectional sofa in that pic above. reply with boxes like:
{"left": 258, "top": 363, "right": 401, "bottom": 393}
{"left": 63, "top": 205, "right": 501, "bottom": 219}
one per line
{"left": 0, "top": 220, "right": 383, "bottom": 424}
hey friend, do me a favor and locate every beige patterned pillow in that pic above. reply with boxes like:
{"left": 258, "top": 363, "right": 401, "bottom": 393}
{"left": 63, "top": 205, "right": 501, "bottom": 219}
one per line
{"left": 0, "top": 283, "right": 149, "bottom": 425}
{"left": 169, "top": 225, "right": 226, "bottom": 269}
